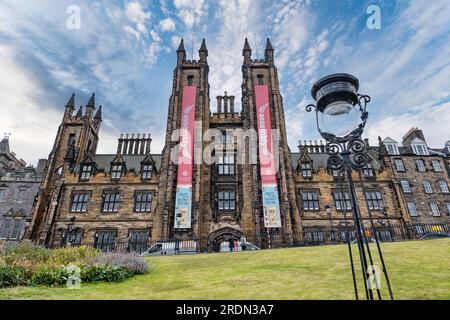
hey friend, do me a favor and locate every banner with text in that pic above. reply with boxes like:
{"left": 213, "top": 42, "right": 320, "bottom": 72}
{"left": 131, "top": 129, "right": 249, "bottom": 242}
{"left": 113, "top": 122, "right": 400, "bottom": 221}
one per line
{"left": 255, "top": 85, "right": 282, "bottom": 228}
{"left": 174, "top": 85, "right": 197, "bottom": 229}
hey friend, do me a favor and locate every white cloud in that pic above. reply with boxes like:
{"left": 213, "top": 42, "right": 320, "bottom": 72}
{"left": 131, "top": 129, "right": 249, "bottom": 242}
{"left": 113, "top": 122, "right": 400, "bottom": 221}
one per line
{"left": 125, "top": 1, "right": 151, "bottom": 35}
{"left": 173, "top": 0, "right": 208, "bottom": 29}
{"left": 159, "top": 18, "right": 176, "bottom": 32}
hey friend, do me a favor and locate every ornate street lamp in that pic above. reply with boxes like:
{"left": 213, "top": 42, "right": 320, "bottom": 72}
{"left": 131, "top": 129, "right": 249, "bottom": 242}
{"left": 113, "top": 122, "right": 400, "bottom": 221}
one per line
{"left": 305, "top": 73, "right": 394, "bottom": 300}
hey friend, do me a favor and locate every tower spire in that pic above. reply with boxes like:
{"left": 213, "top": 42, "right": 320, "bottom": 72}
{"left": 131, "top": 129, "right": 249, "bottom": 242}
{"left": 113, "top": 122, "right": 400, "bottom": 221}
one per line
{"left": 76, "top": 105, "right": 83, "bottom": 118}
{"left": 243, "top": 38, "right": 252, "bottom": 64}
{"left": 64, "top": 93, "right": 75, "bottom": 119}
{"left": 85, "top": 92, "right": 95, "bottom": 119}
{"left": 265, "top": 38, "right": 274, "bottom": 62}
{"left": 177, "top": 38, "right": 186, "bottom": 64}
{"left": 199, "top": 38, "right": 208, "bottom": 63}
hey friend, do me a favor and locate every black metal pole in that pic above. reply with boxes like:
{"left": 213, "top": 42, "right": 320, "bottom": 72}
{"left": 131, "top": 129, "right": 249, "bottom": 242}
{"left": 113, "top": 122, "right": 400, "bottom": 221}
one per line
{"left": 338, "top": 172, "right": 359, "bottom": 300}
{"left": 358, "top": 171, "right": 395, "bottom": 300}
{"left": 344, "top": 162, "right": 373, "bottom": 300}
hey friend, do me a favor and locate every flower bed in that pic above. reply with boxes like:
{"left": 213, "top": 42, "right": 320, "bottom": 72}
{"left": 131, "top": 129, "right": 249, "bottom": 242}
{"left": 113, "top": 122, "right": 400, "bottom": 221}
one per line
{"left": 0, "top": 241, "right": 149, "bottom": 288}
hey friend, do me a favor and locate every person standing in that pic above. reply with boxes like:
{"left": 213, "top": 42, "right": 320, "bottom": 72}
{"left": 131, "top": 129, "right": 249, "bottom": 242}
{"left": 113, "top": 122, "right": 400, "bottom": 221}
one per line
{"left": 228, "top": 238, "right": 234, "bottom": 252}
{"left": 234, "top": 239, "right": 239, "bottom": 251}
{"left": 241, "top": 235, "right": 247, "bottom": 251}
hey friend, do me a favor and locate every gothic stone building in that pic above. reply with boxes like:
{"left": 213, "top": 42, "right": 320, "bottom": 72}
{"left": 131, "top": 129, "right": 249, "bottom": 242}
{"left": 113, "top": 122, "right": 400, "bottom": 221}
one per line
{"left": 0, "top": 136, "right": 47, "bottom": 241}
{"left": 26, "top": 39, "right": 449, "bottom": 250}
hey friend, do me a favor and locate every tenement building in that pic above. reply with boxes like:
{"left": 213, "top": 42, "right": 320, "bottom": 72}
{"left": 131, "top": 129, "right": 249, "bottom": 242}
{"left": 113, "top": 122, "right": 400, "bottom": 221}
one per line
{"left": 0, "top": 135, "right": 47, "bottom": 241}
{"left": 25, "top": 39, "right": 450, "bottom": 250}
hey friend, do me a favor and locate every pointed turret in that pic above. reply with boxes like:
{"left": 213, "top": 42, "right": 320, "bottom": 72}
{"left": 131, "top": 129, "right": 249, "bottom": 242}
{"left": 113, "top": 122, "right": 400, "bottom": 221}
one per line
{"left": 199, "top": 38, "right": 208, "bottom": 63}
{"left": 94, "top": 105, "right": 102, "bottom": 128}
{"left": 177, "top": 38, "right": 186, "bottom": 64}
{"left": 265, "top": 38, "right": 274, "bottom": 62}
{"left": 243, "top": 38, "right": 252, "bottom": 64}
{"left": 64, "top": 93, "right": 75, "bottom": 119}
{"left": 85, "top": 93, "right": 95, "bottom": 119}
{"left": 94, "top": 105, "right": 102, "bottom": 120}
{"left": 76, "top": 105, "right": 83, "bottom": 118}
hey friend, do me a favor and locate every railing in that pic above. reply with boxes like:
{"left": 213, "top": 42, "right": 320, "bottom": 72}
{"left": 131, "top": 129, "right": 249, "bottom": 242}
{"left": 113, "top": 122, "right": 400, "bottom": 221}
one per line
{"left": 49, "top": 223, "right": 450, "bottom": 254}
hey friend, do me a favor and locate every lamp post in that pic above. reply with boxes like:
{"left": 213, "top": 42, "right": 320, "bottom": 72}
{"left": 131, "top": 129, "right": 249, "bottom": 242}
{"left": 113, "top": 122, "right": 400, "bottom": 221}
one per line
{"left": 305, "top": 73, "right": 393, "bottom": 300}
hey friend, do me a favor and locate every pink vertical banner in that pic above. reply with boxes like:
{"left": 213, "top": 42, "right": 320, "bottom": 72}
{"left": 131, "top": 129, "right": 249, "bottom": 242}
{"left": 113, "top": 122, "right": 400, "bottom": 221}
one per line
{"left": 255, "top": 85, "right": 281, "bottom": 228}
{"left": 174, "top": 85, "right": 197, "bottom": 229}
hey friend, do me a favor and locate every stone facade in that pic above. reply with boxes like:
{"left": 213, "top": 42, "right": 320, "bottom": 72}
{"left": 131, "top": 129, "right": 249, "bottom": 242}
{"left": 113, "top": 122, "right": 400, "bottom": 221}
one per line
{"left": 0, "top": 136, "right": 47, "bottom": 241}
{"left": 26, "top": 39, "right": 450, "bottom": 249}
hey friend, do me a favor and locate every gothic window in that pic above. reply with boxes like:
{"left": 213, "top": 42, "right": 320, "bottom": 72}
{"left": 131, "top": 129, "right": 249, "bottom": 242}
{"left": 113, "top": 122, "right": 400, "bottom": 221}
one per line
{"left": 423, "top": 180, "right": 433, "bottom": 194}
{"left": 394, "top": 159, "right": 405, "bottom": 172}
{"left": 257, "top": 74, "right": 264, "bottom": 85}
{"left": 218, "top": 155, "right": 235, "bottom": 175}
{"left": 431, "top": 160, "right": 442, "bottom": 172}
{"left": 141, "top": 164, "right": 153, "bottom": 179}
{"left": 134, "top": 191, "right": 153, "bottom": 213}
{"left": 446, "top": 203, "right": 450, "bottom": 216}
{"left": 67, "top": 229, "right": 83, "bottom": 245}
{"left": 365, "top": 191, "right": 384, "bottom": 210}
{"left": 363, "top": 163, "right": 375, "bottom": 177}
{"left": 332, "top": 192, "right": 351, "bottom": 211}
{"left": 0, "top": 219, "right": 21, "bottom": 240}
{"left": 0, "top": 189, "right": 5, "bottom": 202}
{"left": 16, "top": 190, "right": 25, "bottom": 202}
{"left": 101, "top": 192, "right": 121, "bottom": 213}
{"left": 429, "top": 202, "right": 440, "bottom": 217}
{"left": 221, "top": 133, "right": 233, "bottom": 145}
{"left": 70, "top": 193, "right": 90, "bottom": 213}
{"left": 305, "top": 231, "right": 324, "bottom": 243}
{"left": 128, "top": 230, "right": 150, "bottom": 253}
{"left": 80, "top": 165, "right": 92, "bottom": 180}
{"left": 111, "top": 165, "right": 123, "bottom": 180}
{"left": 218, "top": 191, "right": 236, "bottom": 210}
{"left": 407, "top": 202, "right": 418, "bottom": 217}
{"left": 67, "top": 134, "right": 76, "bottom": 147}
{"left": 415, "top": 159, "right": 426, "bottom": 172}
{"left": 400, "top": 180, "right": 412, "bottom": 193}
{"left": 300, "top": 191, "right": 319, "bottom": 211}
{"left": 95, "top": 230, "right": 116, "bottom": 251}
{"left": 439, "top": 181, "right": 449, "bottom": 193}
{"left": 300, "top": 163, "right": 312, "bottom": 178}
{"left": 187, "top": 75, "right": 194, "bottom": 86}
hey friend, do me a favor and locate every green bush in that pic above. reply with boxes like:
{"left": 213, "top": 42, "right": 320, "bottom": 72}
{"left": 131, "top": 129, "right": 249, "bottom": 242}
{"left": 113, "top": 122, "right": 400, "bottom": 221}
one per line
{"left": 49, "top": 246, "right": 99, "bottom": 266}
{"left": 31, "top": 266, "right": 70, "bottom": 287}
{"left": 2, "top": 241, "right": 52, "bottom": 265}
{"left": 81, "top": 265, "right": 133, "bottom": 283}
{"left": 0, "top": 266, "right": 29, "bottom": 288}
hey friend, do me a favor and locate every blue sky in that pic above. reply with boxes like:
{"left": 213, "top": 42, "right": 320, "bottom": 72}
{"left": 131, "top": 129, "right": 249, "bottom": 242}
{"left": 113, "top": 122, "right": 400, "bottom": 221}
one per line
{"left": 0, "top": 0, "right": 449, "bottom": 166}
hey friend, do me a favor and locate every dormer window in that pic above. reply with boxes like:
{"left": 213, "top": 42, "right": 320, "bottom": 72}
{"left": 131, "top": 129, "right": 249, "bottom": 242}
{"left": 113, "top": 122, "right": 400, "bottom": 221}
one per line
{"left": 80, "top": 165, "right": 92, "bottom": 180}
{"left": 141, "top": 164, "right": 153, "bottom": 180}
{"left": 300, "top": 163, "right": 312, "bottom": 178}
{"left": 386, "top": 144, "right": 399, "bottom": 155}
{"left": 111, "top": 165, "right": 123, "bottom": 180}
{"left": 411, "top": 142, "right": 428, "bottom": 155}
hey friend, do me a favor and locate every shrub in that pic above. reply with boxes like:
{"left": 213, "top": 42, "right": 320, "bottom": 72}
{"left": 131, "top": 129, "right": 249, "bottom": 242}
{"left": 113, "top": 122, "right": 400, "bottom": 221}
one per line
{"left": 0, "top": 266, "right": 29, "bottom": 288}
{"left": 31, "top": 266, "right": 69, "bottom": 287}
{"left": 89, "top": 252, "right": 148, "bottom": 274}
{"left": 48, "top": 246, "right": 99, "bottom": 266}
{"left": 2, "top": 241, "right": 52, "bottom": 265}
{"left": 81, "top": 264, "right": 132, "bottom": 283}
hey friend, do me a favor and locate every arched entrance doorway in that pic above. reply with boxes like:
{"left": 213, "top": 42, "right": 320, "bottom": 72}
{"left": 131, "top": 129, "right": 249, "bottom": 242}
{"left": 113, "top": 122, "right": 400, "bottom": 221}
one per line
{"left": 208, "top": 227, "right": 244, "bottom": 252}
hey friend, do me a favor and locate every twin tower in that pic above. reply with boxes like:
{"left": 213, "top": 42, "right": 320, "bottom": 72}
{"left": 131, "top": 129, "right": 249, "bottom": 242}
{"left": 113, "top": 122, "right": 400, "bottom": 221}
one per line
{"left": 27, "top": 38, "right": 302, "bottom": 248}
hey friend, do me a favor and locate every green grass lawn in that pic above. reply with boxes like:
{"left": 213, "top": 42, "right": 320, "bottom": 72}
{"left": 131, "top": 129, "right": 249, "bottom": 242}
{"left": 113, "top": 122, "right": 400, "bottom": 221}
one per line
{"left": 1, "top": 239, "right": 449, "bottom": 300}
